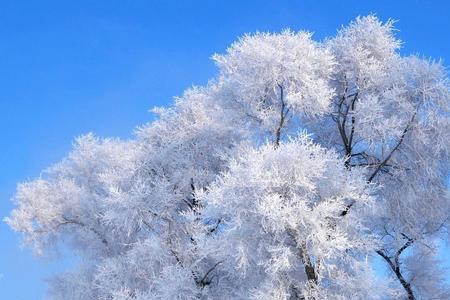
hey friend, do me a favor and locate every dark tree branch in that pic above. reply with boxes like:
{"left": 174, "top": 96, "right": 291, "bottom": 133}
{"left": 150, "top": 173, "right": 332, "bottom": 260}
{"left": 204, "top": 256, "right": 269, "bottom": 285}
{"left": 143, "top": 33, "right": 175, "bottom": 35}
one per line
{"left": 60, "top": 217, "right": 108, "bottom": 245}
{"left": 368, "top": 112, "right": 416, "bottom": 183}
{"left": 197, "top": 261, "right": 223, "bottom": 288}
{"left": 376, "top": 247, "right": 415, "bottom": 300}
{"left": 274, "top": 84, "right": 290, "bottom": 147}
{"left": 395, "top": 238, "right": 414, "bottom": 268}
{"left": 376, "top": 233, "right": 415, "bottom": 300}
{"left": 336, "top": 94, "right": 350, "bottom": 157}
{"left": 207, "top": 218, "right": 222, "bottom": 235}
{"left": 340, "top": 112, "right": 417, "bottom": 217}
{"left": 347, "top": 92, "right": 358, "bottom": 150}
{"left": 336, "top": 91, "right": 358, "bottom": 167}
{"left": 376, "top": 250, "right": 396, "bottom": 271}
{"left": 287, "top": 229, "right": 318, "bottom": 289}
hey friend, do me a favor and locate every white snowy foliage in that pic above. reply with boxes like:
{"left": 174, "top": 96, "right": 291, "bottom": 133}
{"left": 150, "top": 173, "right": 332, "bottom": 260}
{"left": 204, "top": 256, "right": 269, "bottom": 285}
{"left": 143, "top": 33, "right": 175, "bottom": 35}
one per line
{"left": 306, "top": 15, "right": 450, "bottom": 298}
{"left": 198, "top": 135, "right": 379, "bottom": 299}
{"left": 213, "top": 30, "right": 335, "bottom": 140}
{"left": 6, "top": 15, "right": 450, "bottom": 300}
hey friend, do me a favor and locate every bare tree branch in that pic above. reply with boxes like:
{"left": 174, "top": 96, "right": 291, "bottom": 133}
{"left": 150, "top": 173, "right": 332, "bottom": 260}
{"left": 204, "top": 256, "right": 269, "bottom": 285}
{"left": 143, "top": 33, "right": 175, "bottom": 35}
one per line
{"left": 60, "top": 217, "right": 108, "bottom": 245}
{"left": 274, "top": 84, "right": 290, "bottom": 147}
{"left": 368, "top": 112, "right": 416, "bottom": 182}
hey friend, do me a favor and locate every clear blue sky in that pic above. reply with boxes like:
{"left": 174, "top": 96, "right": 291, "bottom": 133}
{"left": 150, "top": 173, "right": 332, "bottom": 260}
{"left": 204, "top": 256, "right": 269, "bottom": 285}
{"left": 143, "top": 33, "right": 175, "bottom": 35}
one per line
{"left": 1, "top": 1, "right": 450, "bottom": 299}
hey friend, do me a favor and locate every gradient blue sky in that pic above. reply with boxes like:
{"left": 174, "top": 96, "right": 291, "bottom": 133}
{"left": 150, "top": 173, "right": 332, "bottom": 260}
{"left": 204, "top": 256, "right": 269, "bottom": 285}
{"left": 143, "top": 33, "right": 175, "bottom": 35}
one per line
{"left": 1, "top": 1, "right": 450, "bottom": 299}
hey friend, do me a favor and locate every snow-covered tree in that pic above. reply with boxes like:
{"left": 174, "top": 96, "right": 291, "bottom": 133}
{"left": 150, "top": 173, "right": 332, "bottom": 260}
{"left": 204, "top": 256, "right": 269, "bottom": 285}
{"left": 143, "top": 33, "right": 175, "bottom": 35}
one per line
{"left": 305, "top": 16, "right": 450, "bottom": 299}
{"left": 7, "top": 15, "right": 450, "bottom": 299}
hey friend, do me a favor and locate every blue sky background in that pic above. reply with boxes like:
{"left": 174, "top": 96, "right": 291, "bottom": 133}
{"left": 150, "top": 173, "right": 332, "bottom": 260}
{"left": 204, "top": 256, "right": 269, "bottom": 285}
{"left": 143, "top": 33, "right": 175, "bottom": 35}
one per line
{"left": 1, "top": 1, "right": 450, "bottom": 299}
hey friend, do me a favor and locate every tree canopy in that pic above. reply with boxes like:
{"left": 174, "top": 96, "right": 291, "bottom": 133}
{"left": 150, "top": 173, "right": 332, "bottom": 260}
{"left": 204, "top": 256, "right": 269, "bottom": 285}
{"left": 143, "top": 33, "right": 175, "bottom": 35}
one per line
{"left": 7, "top": 15, "right": 450, "bottom": 299}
